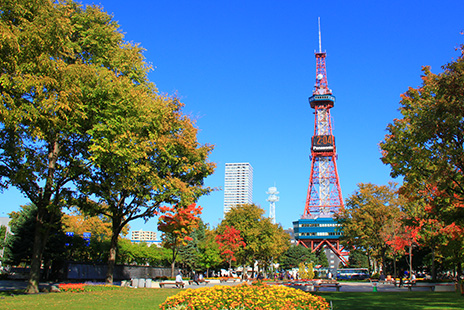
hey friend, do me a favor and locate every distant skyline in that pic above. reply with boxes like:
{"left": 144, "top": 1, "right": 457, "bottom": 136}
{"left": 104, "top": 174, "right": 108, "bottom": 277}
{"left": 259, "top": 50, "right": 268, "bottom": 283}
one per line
{"left": 2, "top": 1, "right": 464, "bottom": 234}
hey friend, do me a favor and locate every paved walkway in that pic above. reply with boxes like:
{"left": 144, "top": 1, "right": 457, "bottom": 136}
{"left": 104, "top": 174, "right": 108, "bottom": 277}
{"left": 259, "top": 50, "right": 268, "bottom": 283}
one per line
{"left": 0, "top": 279, "right": 445, "bottom": 293}
{"left": 0, "top": 280, "right": 52, "bottom": 292}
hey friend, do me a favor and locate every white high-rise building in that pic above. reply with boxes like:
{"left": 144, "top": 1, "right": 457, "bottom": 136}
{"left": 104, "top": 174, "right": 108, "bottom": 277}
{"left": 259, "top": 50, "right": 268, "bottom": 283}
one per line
{"left": 223, "top": 163, "right": 253, "bottom": 216}
{"left": 131, "top": 229, "right": 157, "bottom": 242}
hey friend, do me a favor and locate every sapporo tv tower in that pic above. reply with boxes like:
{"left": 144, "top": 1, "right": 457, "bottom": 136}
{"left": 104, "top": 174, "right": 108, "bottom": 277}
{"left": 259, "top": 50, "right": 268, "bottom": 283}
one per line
{"left": 293, "top": 18, "right": 348, "bottom": 269}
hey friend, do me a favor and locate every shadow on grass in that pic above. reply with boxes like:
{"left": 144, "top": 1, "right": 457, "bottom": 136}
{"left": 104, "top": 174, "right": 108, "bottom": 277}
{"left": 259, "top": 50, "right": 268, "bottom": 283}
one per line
{"left": 313, "top": 292, "right": 464, "bottom": 310}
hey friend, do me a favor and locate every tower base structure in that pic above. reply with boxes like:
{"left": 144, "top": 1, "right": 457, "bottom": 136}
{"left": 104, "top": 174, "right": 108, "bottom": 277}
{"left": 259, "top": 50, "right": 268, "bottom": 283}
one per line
{"left": 293, "top": 217, "right": 349, "bottom": 271}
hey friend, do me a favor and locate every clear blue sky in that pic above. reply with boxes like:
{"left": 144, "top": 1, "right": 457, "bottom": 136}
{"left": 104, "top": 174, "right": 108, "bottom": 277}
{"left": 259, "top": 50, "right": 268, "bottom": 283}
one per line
{"left": 2, "top": 1, "right": 464, "bottom": 234}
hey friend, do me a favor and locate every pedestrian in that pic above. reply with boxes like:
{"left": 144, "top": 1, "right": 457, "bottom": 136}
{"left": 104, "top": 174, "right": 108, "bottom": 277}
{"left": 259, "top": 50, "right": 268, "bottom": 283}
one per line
{"left": 193, "top": 272, "right": 200, "bottom": 285}
{"left": 175, "top": 271, "right": 183, "bottom": 288}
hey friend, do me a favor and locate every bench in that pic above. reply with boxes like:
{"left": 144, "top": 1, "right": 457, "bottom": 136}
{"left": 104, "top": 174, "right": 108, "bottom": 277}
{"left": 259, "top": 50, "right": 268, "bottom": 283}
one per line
{"left": 314, "top": 283, "right": 342, "bottom": 292}
{"left": 434, "top": 284, "right": 455, "bottom": 292}
{"left": 404, "top": 283, "right": 434, "bottom": 291}
{"left": 188, "top": 279, "right": 210, "bottom": 285}
{"left": 220, "top": 277, "right": 238, "bottom": 282}
{"left": 288, "top": 282, "right": 314, "bottom": 287}
{"left": 159, "top": 281, "right": 185, "bottom": 288}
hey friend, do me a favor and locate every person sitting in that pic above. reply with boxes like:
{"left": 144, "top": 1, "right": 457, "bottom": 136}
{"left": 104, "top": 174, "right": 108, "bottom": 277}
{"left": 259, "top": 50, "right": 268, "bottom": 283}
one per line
{"left": 379, "top": 273, "right": 386, "bottom": 284}
{"left": 410, "top": 272, "right": 416, "bottom": 284}
{"left": 175, "top": 272, "right": 183, "bottom": 288}
{"left": 193, "top": 272, "right": 200, "bottom": 285}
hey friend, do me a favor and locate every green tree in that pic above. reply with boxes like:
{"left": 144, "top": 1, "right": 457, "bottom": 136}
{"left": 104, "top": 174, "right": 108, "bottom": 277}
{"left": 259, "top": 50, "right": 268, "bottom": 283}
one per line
{"left": 347, "top": 248, "right": 369, "bottom": 268}
{"left": 116, "top": 239, "right": 170, "bottom": 267}
{"left": 0, "top": 0, "right": 162, "bottom": 292}
{"left": 3, "top": 204, "right": 73, "bottom": 280}
{"left": 279, "top": 245, "right": 317, "bottom": 270}
{"left": 197, "top": 227, "right": 222, "bottom": 277}
{"left": 380, "top": 46, "right": 464, "bottom": 226}
{"left": 218, "top": 204, "right": 290, "bottom": 276}
{"left": 380, "top": 46, "right": 464, "bottom": 277}
{"left": 78, "top": 90, "right": 214, "bottom": 284}
{"left": 0, "top": 225, "right": 7, "bottom": 254}
{"left": 177, "top": 220, "right": 207, "bottom": 272}
{"left": 335, "top": 183, "right": 404, "bottom": 273}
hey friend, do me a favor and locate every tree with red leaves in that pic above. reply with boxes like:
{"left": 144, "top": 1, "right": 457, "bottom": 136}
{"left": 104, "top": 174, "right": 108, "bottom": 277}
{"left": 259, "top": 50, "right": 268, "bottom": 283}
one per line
{"left": 381, "top": 45, "right": 464, "bottom": 279}
{"left": 215, "top": 225, "right": 246, "bottom": 272}
{"left": 158, "top": 203, "right": 203, "bottom": 277}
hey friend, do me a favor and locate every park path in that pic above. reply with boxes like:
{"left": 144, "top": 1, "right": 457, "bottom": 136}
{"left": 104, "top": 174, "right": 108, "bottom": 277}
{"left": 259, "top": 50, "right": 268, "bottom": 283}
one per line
{"left": 0, "top": 279, "right": 437, "bottom": 293}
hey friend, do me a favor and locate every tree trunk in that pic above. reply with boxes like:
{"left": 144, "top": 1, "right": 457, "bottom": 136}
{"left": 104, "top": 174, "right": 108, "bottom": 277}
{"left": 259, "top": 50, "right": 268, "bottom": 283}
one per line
{"left": 26, "top": 205, "right": 54, "bottom": 294}
{"left": 170, "top": 246, "right": 178, "bottom": 278}
{"left": 26, "top": 220, "right": 46, "bottom": 293}
{"left": 105, "top": 232, "right": 119, "bottom": 284}
{"left": 106, "top": 217, "right": 122, "bottom": 285}
{"left": 409, "top": 244, "right": 413, "bottom": 279}
{"left": 431, "top": 248, "right": 437, "bottom": 282}
{"left": 26, "top": 141, "right": 60, "bottom": 293}
{"left": 171, "top": 258, "right": 176, "bottom": 278}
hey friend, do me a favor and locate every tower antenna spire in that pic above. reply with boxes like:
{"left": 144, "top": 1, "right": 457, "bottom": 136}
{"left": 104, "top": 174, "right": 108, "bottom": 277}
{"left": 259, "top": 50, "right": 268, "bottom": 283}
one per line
{"left": 318, "top": 17, "right": 322, "bottom": 53}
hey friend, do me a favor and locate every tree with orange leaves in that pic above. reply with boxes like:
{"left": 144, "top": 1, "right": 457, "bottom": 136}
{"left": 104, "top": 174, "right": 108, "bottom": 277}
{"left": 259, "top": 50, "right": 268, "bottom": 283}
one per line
{"left": 215, "top": 225, "right": 246, "bottom": 272}
{"left": 381, "top": 45, "right": 464, "bottom": 278}
{"left": 158, "top": 203, "right": 203, "bottom": 277}
{"left": 388, "top": 184, "right": 464, "bottom": 280}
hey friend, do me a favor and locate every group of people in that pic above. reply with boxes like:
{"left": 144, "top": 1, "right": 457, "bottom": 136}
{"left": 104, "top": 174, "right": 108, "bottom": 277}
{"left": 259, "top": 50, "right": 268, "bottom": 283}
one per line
{"left": 175, "top": 271, "right": 205, "bottom": 288}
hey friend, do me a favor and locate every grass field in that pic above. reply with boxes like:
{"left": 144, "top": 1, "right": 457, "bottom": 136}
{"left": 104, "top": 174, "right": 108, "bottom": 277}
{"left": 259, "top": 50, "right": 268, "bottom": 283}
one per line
{"left": 314, "top": 291, "right": 464, "bottom": 310}
{"left": 0, "top": 287, "right": 463, "bottom": 310}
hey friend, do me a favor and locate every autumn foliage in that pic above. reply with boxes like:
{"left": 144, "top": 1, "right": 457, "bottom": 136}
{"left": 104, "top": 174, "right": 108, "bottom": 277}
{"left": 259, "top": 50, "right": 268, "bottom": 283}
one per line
{"left": 158, "top": 203, "right": 203, "bottom": 245}
{"left": 158, "top": 203, "right": 203, "bottom": 277}
{"left": 215, "top": 225, "right": 246, "bottom": 269}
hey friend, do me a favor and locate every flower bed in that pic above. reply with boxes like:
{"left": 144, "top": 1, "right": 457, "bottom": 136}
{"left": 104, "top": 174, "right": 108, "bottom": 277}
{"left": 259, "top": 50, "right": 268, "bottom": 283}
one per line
{"left": 159, "top": 282, "right": 329, "bottom": 310}
{"left": 58, "top": 283, "right": 86, "bottom": 292}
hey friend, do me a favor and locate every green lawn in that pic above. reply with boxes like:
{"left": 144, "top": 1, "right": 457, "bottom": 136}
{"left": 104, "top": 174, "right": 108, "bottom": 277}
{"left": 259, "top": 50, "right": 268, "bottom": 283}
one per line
{"left": 0, "top": 287, "right": 175, "bottom": 310}
{"left": 314, "top": 291, "right": 464, "bottom": 310}
{"left": 0, "top": 287, "right": 463, "bottom": 310}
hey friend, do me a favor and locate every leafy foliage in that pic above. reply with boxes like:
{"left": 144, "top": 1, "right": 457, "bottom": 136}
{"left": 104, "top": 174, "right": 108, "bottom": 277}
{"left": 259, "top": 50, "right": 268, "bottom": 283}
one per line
{"left": 380, "top": 46, "right": 464, "bottom": 277}
{"left": 335, "top": 183, "right": 404, "bottom": 272}
{"left": 218, "top": 204, "right": 290, "bottom": 275}
{"left": 279, "top": 245, "right": 317, "bottom": 270}
{"left": 0, "top": 0, "right": 215, "bottom": 289}
{"left": 215, "top": 225, "right": 246, "bottom": 269}
{"left": 158, "top": 203, "right": 203, "bottom": 277}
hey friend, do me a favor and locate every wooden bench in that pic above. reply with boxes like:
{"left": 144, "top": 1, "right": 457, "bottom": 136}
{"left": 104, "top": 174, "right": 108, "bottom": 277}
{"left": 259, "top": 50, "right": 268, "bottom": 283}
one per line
{"left": 288, "top": 282, "right": 314, "bottom": 287}
{"left": 434, "top": 284, "right": 455, "bottom": 292}
{"left": 220, "top": 277, "right": 238, "bottom": 282}
{"left": 159, "top": 281, "right": 185, "bottom": 288}
{"left": 404, "top": 283, "right": 434, "bottom": 291}
{"left": 188, "top": 279, "right": 210, "bottom": 285}
{"left": 314, "top": 283, "right": 342, "bottom": 292}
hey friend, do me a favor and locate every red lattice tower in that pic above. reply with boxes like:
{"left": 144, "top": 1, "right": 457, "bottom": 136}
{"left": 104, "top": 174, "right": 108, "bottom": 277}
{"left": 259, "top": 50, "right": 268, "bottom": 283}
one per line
{"left": 303, "top": 25, "right": 343, "bottom": 219}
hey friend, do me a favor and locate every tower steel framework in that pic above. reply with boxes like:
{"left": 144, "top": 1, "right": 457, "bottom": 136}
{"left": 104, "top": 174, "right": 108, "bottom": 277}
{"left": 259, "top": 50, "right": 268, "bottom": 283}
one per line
{"left": 294, "top": 20, "right": 347, "bottom": 267}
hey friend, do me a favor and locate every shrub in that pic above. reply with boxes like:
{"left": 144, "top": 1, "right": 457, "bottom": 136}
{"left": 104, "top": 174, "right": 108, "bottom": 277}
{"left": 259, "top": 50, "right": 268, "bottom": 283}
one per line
{"left": 159, "top": 282, "right": 329, "bottom": 310}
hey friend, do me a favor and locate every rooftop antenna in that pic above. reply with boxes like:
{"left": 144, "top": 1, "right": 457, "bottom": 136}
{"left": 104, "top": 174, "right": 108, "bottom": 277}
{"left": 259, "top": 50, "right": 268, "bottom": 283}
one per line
{"left": 318, "top": 17, "right": 322, "bottom": 53}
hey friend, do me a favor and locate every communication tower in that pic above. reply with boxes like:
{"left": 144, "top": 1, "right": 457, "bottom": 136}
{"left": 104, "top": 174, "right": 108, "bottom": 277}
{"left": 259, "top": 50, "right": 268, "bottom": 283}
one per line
{"left": 293, "top": 18, "right": 348, "bottom": 269}
{"left": 266, "top": 186, "right": 279, "bottom": 224}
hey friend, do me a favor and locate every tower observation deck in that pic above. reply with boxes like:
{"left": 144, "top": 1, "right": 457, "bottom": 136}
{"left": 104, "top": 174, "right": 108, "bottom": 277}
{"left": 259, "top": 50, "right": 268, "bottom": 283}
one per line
{"left": 293, "top": 19, "right": 348, "bottom": 269}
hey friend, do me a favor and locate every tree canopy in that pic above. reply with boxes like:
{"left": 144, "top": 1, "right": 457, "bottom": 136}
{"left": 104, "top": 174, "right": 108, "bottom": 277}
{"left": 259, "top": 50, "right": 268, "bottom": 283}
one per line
{"left": 218, "top": 204, "right": 290, "bottom": 275}
{"left": 335, "top": 182, "right": 404, "bottom": 273}
{"left": 380, "top": 46, "right": 464, "bottom": 226}
{"left": 0, "top": 0, "right": 214, "bottom": 290}
{"left": 380, "top": 45, "right": 464, "bottom": 277}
